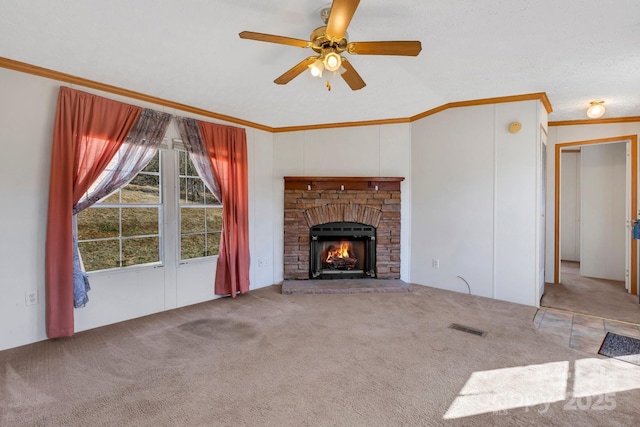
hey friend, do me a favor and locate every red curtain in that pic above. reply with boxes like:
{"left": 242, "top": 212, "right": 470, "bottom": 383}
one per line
{"left": 46, "top": 87, "right": 141, "bottom": 338}
{"left": 198, "top": 121, "right": 250, "bottom": 297}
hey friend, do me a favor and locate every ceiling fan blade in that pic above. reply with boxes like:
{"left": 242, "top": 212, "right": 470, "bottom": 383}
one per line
{"left": 340, "top": 58, "right": 366, "bottom": 90}
{"left": 325, "top": 0, "right": 360, "bottom": 40}
{"left": 274, "top": 57, "right": 318, "bottom": 85}
{"left": 239, "top": 31, "right": 311, "bottom": 48}
{"left": 347, "top": 41, "right": 422, "bottom": 56}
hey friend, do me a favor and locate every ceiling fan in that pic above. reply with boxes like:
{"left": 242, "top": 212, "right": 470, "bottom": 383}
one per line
{"left": 239, "top": 0, "right": 422, "bottom": 91}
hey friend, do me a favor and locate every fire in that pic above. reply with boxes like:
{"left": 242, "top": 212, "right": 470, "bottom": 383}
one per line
{"left": 326, "top": 241, "right": 351, "bottom": 262}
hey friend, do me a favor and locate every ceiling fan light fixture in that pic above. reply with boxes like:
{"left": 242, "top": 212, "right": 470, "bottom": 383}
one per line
{"left": 309, "top": 58, "right": 324, "bottom": 77}
{"left": 323, "top": 52, "right": 342, "bottom": 72}
{"left": 587, "top": 101, "right": 605, "bottom": 119}
{"left": 240, "top": 0, "right": 421, "bottom": 90}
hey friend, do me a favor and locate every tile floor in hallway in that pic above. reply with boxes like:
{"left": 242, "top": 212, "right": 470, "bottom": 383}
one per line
{"left": 534, "top": 308, "right": 640, "bottom": 354}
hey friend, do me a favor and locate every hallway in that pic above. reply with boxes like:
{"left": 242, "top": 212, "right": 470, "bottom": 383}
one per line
{"left": 541, "top": 261, "right": 640, "bottom": 325}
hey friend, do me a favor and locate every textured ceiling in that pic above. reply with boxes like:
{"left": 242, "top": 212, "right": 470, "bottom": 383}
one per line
{"left": 1, "top": 0, "right": 639, "bottom": 128}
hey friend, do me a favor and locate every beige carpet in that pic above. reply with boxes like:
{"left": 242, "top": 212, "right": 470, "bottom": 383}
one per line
{"left": 2, "top": 284, "right": 640, "bottom": 426}
{"left": 542, "top": 261, "right": 640, "bottom": 324}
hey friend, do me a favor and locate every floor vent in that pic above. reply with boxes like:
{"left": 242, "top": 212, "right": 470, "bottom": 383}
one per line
{"left": 448, "top": 323, "right": 487, "bottom": 337}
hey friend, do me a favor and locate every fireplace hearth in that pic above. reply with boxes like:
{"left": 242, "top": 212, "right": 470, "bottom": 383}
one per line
{"left": 310, "top": 222, "right": 376, "bottom": 279}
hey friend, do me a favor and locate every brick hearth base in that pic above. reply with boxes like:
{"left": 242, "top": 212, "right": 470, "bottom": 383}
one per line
{"left": 283, "top": 177, "right": 403, "bottom": 280}
{"left": 282, "top": 279, "right": 412, "bottom": 294}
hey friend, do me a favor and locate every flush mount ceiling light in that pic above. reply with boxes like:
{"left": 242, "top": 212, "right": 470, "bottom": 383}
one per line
{"left": 587, "top": 101, "right": 605, "bottom": 119}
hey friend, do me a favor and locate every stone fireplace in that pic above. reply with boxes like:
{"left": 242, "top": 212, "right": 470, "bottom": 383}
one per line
{"left": 283, "top": 177, "right": 403, "bottom": 280}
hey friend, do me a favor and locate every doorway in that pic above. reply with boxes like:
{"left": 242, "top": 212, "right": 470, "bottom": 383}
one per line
{"left": 542, "top": 260, "right": 639, "bottom": 323}
{"left": 549, "top": 135, "right": 639, "bottom": 322}
{"left": 562, "top": 144, "right": 627, "bottom": 283}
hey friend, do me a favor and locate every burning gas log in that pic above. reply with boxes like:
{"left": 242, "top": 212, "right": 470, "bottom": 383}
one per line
{"left": 325, "top": 241, "right": 357, "bottom": 270}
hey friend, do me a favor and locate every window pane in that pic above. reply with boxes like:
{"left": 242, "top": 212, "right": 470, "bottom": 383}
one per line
{"left": 79, "top": 240, "right": 120, "bottom": 271}
{"left": 181, "top": 234, "right": 206, "bottom": 259}
{"left": 180, "top": 178, "right": 204, "bottom": 205}
{"left": 122, "top": 237, "right": 159, "bottom": 266}
{"left": 179, "top": 177, "right": 188, "bottom": 204}
{"left": 101, "top": 191, "right": 120, "bottom": 204}
{"left": 206, "top": 207, "right": 223, "bottom": 231}
{"left": 177, "top": 150, "right": 220, "bottom": 261}
{"left": 142, "top": 152, "right": 160, "bottom": 173}
{"left": 77, "top": 208, "right": 119, "bottom": 239}
{"left": 179, "top": 151, "right": 187, "bottom": 175}
{"left": 77, "top": 148, "right": 162, "bottom": 271}
{"left": 206, "top": 232, "right": 221, "bottom": 256}
{"left": 181, "top": 208, "right": 205, "bottom": 233}
{"left": 121, "top": 175, "right": 159, "bottom": 204}
{"left": 186, "top": 155, "right": 198, "bottom": 176}
{"left": 204, "top": 188, "right": 220, "bottom": 205}
{"left": 188, "top": 178, "right": 204, "bottom": 204}
{"left": 122, "top": 208, "right": 159, "bottom": 237}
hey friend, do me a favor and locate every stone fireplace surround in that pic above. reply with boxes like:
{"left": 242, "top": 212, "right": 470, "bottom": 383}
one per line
{"left": 283, "top": 176, "right": 404, "bottom": 280}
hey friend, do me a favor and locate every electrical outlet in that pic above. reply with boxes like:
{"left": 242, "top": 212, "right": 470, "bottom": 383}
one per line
{"left": 432, "top": 259, "right": 440, "bottom": 269}
{"left": 25, "top": 290, "right": 38, "bottom": 306}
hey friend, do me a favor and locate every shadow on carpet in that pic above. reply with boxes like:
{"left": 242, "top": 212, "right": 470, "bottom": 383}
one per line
{"left": 598, "top": 332, "right": 640, "bottom": 366}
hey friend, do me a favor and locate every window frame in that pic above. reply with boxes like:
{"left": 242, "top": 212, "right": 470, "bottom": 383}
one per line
{"left": 75, "top": 139, "right": 224, "bottom": 274}
{"left": 175, "top": 146, "right": 223, "bottom": 264}
{"left": 76, "top": 150, "right": 164, "bottom": 274}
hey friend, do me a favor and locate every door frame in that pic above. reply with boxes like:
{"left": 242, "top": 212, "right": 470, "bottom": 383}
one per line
{"left": 553, "top": 135, "right": 638, "bottom": 295}
{"left": 537, "top": 125, "right": 548, "bottom": 306}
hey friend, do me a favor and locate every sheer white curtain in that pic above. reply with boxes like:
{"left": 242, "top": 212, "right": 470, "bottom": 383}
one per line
{"left": 176, "top": 117, "right": 221, "bottom": 201}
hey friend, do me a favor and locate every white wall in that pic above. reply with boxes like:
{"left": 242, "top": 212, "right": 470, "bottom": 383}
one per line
{"left": 0, "top": 68, "right": 56, "bottom": 350}
{"left": 272, "top": 124, "right": 413, "bottom": 283}
{"left": 0, "top": 67, "right": 276, "bottom": 351}
{"left": 580, "top": 143, "right": 626, "bottom": 281}
{"left": 561, "top": 151, "right": 581, "bottom": 261}
{"left": 410, "top": 101, "right": 542, "bottom": 306}
{"left": 545, "top": 123, "right": 640, "bottom": 284}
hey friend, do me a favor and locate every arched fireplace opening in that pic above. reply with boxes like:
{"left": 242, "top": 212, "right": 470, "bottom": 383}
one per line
{"left": 310, "top": 222, "right": 376, "bottom": 279}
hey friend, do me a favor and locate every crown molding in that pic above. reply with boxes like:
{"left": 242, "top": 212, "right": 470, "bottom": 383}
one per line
{"left": 1, "top": 56, "right": 557, "bottom": 133}
{"left": 0, "top": 56, "right": 274, "bottom": 132}
{"left": 410, "top": 92, "right": 553, "bottom": 122}
{"left": 549, "top": 116, "right": 640, "bottom": 126}
{"left": 272, "top": 117, "right": 411, "bottom": 133}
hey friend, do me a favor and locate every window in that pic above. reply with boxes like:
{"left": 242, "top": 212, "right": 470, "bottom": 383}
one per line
{"left": 178, "top": 150, "right": 222, "bottom": 261}
{"left": 76, "top": 146, "right": 223, "bottom": 272}
{"left": 76, "top": 151, "right": 162, "bottom": 271}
